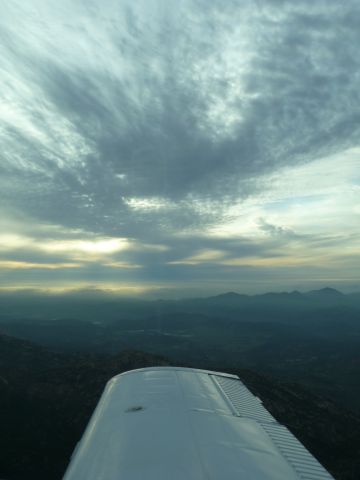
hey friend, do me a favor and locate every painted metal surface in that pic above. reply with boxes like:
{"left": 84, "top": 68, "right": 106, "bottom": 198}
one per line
{"left": 63, "top": 367, "right": 334, "bottom": 480}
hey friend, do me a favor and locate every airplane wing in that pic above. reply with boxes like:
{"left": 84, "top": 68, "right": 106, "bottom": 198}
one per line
{"left": 63, "top": 367, "right": 334, "bottom": 480}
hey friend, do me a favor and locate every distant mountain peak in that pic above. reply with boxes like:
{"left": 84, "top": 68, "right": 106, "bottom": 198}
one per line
{"left": 212, "top": 291, "right": 247, "bottom": 300}
{"left": 307, "top": 287, "right": 343, "bottom": 296}
{"left": 217, "top": 291, "right": 241, "bottom": 297}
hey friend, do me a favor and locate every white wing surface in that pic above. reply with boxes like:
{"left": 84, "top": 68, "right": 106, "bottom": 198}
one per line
{"left": 63, "top": 367, "right": 334, "bottom": 480}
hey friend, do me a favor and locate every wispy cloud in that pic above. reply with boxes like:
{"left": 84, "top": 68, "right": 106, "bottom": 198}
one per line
{"left": 0, "top": 0, "right": 359, "bottom": 294}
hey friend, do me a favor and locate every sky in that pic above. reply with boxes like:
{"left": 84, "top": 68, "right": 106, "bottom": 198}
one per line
{"left": 0, "top": 0, "right": 359, "bottom": 297}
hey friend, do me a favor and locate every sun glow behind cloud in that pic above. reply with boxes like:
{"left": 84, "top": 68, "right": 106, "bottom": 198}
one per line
{"left": 0, "top": 283, "right": 170, "bottom": 297}
{"left": 0, "top": 261, "right": 81, "bottom": 270}
{"left": 43, "top": 238, "right": 129, "bottom": 255}
{"left": 0, "top": 233, "right": 130, "bottom": 257}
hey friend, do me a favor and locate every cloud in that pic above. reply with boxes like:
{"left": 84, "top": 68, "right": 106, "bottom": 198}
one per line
{"left": 0, "top": 261, "right": 81, "bottom": 270}
{"left": 0, "top": 0, "right": 359, "bottom": 294}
